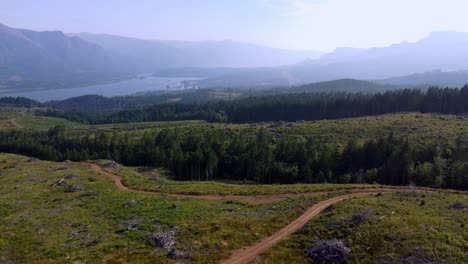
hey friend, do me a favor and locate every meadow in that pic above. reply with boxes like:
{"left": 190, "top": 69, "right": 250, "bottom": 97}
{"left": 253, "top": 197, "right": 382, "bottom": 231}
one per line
{"left": 0, "top": 153, "right": 345, "bottom": 263}
{"left": 259, "top": 191, "right": 467, "bottom": 263}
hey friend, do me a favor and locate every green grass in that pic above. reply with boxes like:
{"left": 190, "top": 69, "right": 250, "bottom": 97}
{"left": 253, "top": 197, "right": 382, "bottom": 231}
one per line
{"left": 258, "top": 192, "right": 468, "bottom": 264}
{"left": 0, "top": 153, "right": 332, "bottom": 263}
{"left": 0, "top": 107, "right": 80, "bottom": 131}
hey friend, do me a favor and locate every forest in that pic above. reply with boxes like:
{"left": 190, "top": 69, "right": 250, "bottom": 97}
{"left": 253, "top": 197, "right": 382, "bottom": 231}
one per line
{"left": 40, "top": 86, "right": 468, "bottom": 124}
{"left": 0, "top": 125, "right": 466, "bottom": 190}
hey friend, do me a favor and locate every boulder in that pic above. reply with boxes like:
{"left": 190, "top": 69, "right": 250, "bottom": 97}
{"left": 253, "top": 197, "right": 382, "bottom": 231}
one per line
{"left": 351, "top": 210, "right": 375, "bottom": 224}
{"left": 121, "top": 218, "right": 144, "bottom": 231}
{"left": 27, "top": 157, "right": 40, "bottom": 162}
{"left": 64, "top": 173, "right": 80, "bottom": 179}
{"left": 148, "top": 230, "right": 176, "bottom": 254}
{"left": 124, "top": 200, "right": 138, "bottom": 208}
{"left": 377, "top": 255, "right": 444, "bottom": 264}
{"left": 79, "top": 191, "right": 99, "bottom": 197}
{"left": 309, "top": 240, "right": 351, "bottom": 264}
{"left": 149, "top": 175, "right": 164, "bottom": 182}
{"left": 449, "top": 202, "right": 467, "bottom": 210}
{"left": 51, "top": 166, "right": 68, "bottom": 171}
{"left": 67, "top": 185, "right": 84, "bottom": 192}
{"left": 103, "top": 161, "right": 118, "bottom": 169}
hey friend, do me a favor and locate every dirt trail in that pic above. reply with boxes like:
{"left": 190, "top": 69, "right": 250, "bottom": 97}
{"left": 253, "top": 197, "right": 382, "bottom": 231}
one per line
{"left": 88, "top": 163, "right": 408, "bottom": 263}
{"left": 89, "top": 163, "right": 399, "bottom": 205}
{"left": 8, "top": 118, "right": 23, "bottom": 128}
{"left": 220, "top": 191, "right": 399, "bottom": 264}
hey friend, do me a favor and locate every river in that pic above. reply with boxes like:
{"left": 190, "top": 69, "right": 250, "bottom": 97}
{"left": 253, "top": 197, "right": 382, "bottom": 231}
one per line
{"left": 0, "top": 75, "right": 196, "bottom": 102}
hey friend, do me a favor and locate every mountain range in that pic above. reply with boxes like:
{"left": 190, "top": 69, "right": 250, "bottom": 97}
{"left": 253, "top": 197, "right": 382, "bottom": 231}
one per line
{"left": 2, "top": 22, "right": 468, "bottom": 90}
{"left": 0, "top": 23, "right": 122, "bottom": 89}
{"left": 75, "top": 33, "right": 322, "bottom": 69}
{"left": 0, "top": 23, "right": 322, "bottom": 90}
{"left": 194, "top": 31, "right": 468, "bottom": 88}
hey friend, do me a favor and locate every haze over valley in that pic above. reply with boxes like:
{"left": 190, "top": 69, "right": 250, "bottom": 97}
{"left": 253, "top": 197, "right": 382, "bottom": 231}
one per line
{"left": 2, "top": 22, "right": 468, "bottom": 98}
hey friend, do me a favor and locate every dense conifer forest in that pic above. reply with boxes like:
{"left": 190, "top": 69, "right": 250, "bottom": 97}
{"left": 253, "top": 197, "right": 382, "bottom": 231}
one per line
{"left": 0, "top": 125, "right": 466, "bottom": 190}
{"left": 40, "top": 87, "right": 468, "bottom": 124}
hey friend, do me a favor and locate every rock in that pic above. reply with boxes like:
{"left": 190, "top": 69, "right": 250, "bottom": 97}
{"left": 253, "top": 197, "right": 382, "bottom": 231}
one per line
{"left": 79, "top": 191, "right": 99, "bottom": 197}
{"left": 67, "top": 185, "right": 84, "bottom": 193}
{"left": 27, "top": 157, "right": 40, "bottom": 162}
{"left": 50, "top": 166, "right": 68, "bottom": 171}
{"left": 64, "top": 160, "right": 73, "bottom": 163}
{"left": 449, "top": 202, "right": 467, "bottom": 210}
{"left": 148, "top": 230, "right": 176, "bottom": 254}
{"left": 377, "top": 255, "right": 443, "bottom": 264}
{"left": 124, "top": 200, "right": 138, "bottom": 208}
{"left": 352, "top": 210, "right": 375, "bottom": 224}
{"left": 103, "top": 161, "right": 117, "bottom": 169}
{"left": 149, "top": 176, "right": 164, "bottom": 182}
{"left": 121, "top": 218, "right": 143, "bottom": 230}
{"left": 168, "top": 249, "right": 186, "bottom": 260}
{"left": 64, "top": 173, "right": 80, "bottom": 179}
{"left": 309, "top": 240, "right": 351, "bottom": 264}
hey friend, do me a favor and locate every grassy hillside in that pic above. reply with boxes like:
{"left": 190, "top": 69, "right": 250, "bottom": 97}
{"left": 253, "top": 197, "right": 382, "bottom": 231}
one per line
{"left": 0, "top": 153, "right": 342, "bottom": 263}
{"left": 259, "top": 192, "right": 467, "bottom": 263}
{"left": 0, "top": 154, "right": 465, "bottom": 263}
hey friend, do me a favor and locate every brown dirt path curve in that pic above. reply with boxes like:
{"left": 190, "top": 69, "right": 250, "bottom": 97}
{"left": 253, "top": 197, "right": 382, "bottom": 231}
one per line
{"left": 220, "top": 191, "right": 399, "bottom": 264}
{"left": 89, "top": 163, "right": 400, "bottom": 205}
{"left": 88, "top": 162, "right": 424, "bottom": 264}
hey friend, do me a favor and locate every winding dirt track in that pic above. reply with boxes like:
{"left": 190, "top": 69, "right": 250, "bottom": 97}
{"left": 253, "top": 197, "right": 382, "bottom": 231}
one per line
{"left": 89, "top": 163, "right": 399, "bottom": 205}
{"left": 220, "top": 191, "right": 398, "bottom": 264}
{"left": 88, "top": 163, "right": 402, "bottom": 263}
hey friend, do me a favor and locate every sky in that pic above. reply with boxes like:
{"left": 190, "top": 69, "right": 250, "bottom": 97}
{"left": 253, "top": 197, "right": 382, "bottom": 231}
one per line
{"left": 1, "top": 0, "right": 468, "bottom": 51}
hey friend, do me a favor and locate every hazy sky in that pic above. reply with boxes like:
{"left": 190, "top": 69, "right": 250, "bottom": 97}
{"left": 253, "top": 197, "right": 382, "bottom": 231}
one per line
{"left": 2, "top": 0, "right": 468, "bottom": 51}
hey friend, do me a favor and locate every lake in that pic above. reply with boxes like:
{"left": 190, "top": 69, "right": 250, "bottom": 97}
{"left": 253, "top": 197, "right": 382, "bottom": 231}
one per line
{"left": 0, "top": 75, "right": 195, "bottom": 102}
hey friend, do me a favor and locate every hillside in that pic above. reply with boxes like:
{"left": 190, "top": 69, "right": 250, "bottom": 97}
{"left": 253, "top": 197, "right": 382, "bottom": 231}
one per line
{"left": 378, "top": 70, "right": 468, "bottom": 87}
{"left": 0, "top": 153, "right": 465, "bottom": 263}
{"left": 76, "top": 33, "right": 322, "bottom": 69}
{"left": 0, "top": 24, "right": 122, "bottom": 90}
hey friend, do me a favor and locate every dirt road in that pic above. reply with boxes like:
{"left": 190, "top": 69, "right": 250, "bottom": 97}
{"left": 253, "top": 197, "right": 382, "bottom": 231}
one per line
{"left": 220, "top": 191, "right": 398, "bottom": 264}
{"left": 89, "top": 163, "right": 399, "bottom": 205}
{"left": 88, "top": 163, "right": 406, "bottom": 263}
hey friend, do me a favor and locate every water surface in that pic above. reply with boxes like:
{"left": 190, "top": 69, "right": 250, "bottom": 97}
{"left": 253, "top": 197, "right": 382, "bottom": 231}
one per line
{"left": 0, "top": 75, "right": 194, "bottom": 102}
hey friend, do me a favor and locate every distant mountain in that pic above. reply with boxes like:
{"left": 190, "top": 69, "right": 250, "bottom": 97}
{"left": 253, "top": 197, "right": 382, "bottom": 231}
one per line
{"left": 0, "top": 23, "right": 122, "bottom": 89}
{"left": 197, "top": 31, "right": 468, "bottom": 87}
{"left": 73, "top": 33, "right": 185, "bottom": 72}
{"left": 156, "top": 39, "right": 322, "bottom": 67}
{"left": 75, "top": 33, "right": 322, "bottom": 69}
{"left": 377, "top": 70, "right": 468, "bottom": 88}
{"left": 295, "top": 31, "right": 468, "bottom": 80}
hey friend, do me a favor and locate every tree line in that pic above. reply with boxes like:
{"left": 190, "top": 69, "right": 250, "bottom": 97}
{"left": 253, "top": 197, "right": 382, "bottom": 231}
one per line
{"left": 39, "top": 86, "right": 468, "bottom": 124}
{"left": 0, "top": 126, "right": 466, "bottom": 190}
